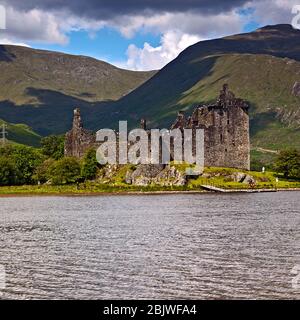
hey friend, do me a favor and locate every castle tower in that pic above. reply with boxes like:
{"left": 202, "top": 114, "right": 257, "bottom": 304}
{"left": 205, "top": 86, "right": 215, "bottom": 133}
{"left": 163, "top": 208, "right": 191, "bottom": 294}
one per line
{"left": 72, "top": 108, "right": 83, "bottom": 130}
{"left": 64, "top": 108, "right": 96, "bottom": 158}
{"left": 171, "top": 84, "right": 250, "bottom": 170}
{"left": 197, "top": 85, "right": 250, "bottom": 170}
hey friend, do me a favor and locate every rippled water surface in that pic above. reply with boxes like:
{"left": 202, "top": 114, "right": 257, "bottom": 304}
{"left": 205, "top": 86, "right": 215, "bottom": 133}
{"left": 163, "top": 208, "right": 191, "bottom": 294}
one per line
{"left": 0, "top": 192, "right": 299, "bottom": 299}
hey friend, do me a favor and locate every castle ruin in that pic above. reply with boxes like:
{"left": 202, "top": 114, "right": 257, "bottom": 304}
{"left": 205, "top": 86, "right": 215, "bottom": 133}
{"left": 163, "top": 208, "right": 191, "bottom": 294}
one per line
{"left": 65, "top": 84, "right": 250, "bottom": 170}
{"left": 64, "top": 108, "right": 95, "bottom": 158}
{"left": 171, "top": 84, "right": 250, "bottom": 170}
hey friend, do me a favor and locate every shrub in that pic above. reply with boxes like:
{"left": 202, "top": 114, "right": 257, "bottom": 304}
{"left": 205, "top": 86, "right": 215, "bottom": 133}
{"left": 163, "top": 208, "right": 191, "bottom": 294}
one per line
{"left": 275, "top": 149, "right": 300, "bottom": 178}
{"left": 48, "top": 157, "right": 81, "bottom": 185}
{"left": 41, "top": 135, "right": 65, "bottom": 160}
{"left": 0, "top": 145, "right": 44, "bottom": 184}
{"left": 33, "top": 158, "right": 56, "bottom": 184}
{"left": 0, "top": 157, "right": 21, "bottom": 186}
{"left": 12, "top": 145, "right": 45, "bottom": 184}
{"left": 81, "top": 148, "right": 98, "bottom": 180}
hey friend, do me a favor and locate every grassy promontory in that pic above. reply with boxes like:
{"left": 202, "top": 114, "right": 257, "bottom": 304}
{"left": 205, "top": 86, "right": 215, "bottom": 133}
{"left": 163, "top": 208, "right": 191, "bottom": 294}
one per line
{"left": 0, "top": 167, "right": 299, "bottom": 196}
{"left": 188, "top": 167, "right": 300, "bottom": 190}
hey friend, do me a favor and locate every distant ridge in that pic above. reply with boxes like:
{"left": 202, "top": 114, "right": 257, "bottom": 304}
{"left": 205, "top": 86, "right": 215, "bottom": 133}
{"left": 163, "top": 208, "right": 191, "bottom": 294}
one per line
{"left": 0, "top": 45, "right": 155, "bottom": 135}
{"left": 0, "top": 24, "right": 300, "bottom": 152}
{"left": 0, "top": 44, "right": 156, "bottom": 105}
{"left": 102, "top": 24, "right": 300, "bottom": 151}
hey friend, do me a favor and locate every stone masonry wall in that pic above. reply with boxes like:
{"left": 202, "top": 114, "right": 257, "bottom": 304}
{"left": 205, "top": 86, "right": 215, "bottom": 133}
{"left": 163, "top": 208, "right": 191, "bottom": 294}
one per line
{"left": 64, "top": 108, "right": 96, "bottom": 158}
{"left": 65, "top": 85, "right": 250, "bottom": 170}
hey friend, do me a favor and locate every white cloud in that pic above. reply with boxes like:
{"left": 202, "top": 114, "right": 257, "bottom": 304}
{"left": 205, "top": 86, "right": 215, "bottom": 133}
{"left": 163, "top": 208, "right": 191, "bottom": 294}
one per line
{"left": 1, "top": 1, "right": 296, "bottom": 71}
{"left": 113, "top": 10, "right": 243, "bottom": 39}
{"left": 0, "top": 6, "right": 68, "bottom": 44}
{"left": 0, "top": 3, "right": 245, "bottom": 71}
{"left": 124, "top": 31, "right": 202, "bottom": 71}
{"left": 0, "top": 5, "right": 109, "bottom": 48}
{"left": 247, "top": 0, "right": 298, "bottom": 25}
{"left": 0, "top": 5, "right": 244, "bottom": 44}
{"left": 116, "top": 10, "right": 245, "bottom": 71}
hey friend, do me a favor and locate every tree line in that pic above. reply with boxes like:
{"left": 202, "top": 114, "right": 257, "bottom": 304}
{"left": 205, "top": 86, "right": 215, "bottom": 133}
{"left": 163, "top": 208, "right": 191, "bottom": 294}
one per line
{"left": 0, "top": 135, "right": 299, "bottom": 186}
{"left": 0, "top": 135, "right": 98, "bottom": 186}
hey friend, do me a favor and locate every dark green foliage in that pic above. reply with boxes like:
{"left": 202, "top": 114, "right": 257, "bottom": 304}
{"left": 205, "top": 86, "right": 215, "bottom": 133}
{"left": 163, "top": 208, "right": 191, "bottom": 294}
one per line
{"left": 250, "top": 150, "right": 276, "bottom": 172}
{"left": 0, "top": 157, "right": 21, "bottom": 186}
{"left": 48, "top": 157, "right": 81, "bottom": 185}
{"left": 81, "top": 148, "right": 98, "bottom": 180}
{"left": 41, "top": 135, "right": 65, "bottom": 160}
{"left": 12, "top": 145, "right": 45, "bottom": 184}
{"left": 250, "top": 159, "right": 265, "bottom": 172}
{"left": 275, "top": 149, "right": 300, "bottom": 178}
{"left": 33, "top": 158, "right": 55, "bottom": 184}
{"left": 0, "top": 145, "right": 45, "bottom": 184}
{"left": 0, "top": 140, "right": 98, "bottom": 187}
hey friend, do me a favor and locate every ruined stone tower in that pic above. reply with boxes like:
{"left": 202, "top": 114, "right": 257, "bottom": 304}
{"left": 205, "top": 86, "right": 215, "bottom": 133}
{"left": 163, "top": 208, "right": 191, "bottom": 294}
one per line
{"left": 64, "top": 108, "right": 95, "bottom": 158}
{"left": 171, "top": 84, "right": 250, "bottom": 170}
{"left": 65, "top": 85, "right": 250, "bottom": 170}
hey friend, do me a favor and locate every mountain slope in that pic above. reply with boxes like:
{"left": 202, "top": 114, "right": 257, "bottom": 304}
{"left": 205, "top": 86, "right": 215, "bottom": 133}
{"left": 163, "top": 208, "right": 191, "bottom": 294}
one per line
{"left": 1, "top": 24, "right": 300, "bottom": 152}
{"left": 0, "top": 45, "right": 156, "bottom": 105}
{"left": 94, "top": 24, "right": 300, "bottom": 150}
{"left": 0, "top": 119, "right": 41, "bottom": 147}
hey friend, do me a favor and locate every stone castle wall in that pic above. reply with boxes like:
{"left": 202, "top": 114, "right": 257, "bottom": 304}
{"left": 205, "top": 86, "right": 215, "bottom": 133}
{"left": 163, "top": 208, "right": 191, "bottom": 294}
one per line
{"left": 64, "top": 108, "right": 96, "bottom": 158}
{"left": 64, "top": 85, "right": 250, "bottom": 170}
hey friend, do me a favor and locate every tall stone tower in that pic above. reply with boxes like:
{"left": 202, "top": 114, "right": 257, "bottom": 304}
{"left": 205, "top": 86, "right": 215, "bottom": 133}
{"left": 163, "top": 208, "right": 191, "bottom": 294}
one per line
{"left": 64, "top": 108, "right": 96, "bottom": 158}
{"left": 171, "top": 84, "right": 250, "bottom": 170}
{"left": 72, "top": 108, "right": 83, "bottom": 129}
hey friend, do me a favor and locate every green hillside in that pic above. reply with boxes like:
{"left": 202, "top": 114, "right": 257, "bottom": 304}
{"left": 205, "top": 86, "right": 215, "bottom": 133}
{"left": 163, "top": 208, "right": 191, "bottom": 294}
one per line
{"left": 0, "top": 119, "right": 41, "bottom": 147}
{"left": 176, "top": 53, "right": 300, "bottom": 150}
{"left": 96, "top": 24, "right": 300, "bottom": 151}
{"left": 0, "top": 24, "right": 300, "bottom": 154}
{"left": 0, "top": 45, "right": 155, "bottom": 135}
{"left": 0, "top": 45, "right": 156, "bottom": 105}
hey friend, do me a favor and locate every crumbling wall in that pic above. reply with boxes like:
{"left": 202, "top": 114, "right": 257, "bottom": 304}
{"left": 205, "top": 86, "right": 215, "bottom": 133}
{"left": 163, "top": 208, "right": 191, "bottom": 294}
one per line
{"left": 172, "top": 84, "right": 250, "bottom": 170}
{"left": 65, "top": 84, "right": 250, "bottom": 170}
{"left": 64, "top": 108, "right": 96, "bottom": 158}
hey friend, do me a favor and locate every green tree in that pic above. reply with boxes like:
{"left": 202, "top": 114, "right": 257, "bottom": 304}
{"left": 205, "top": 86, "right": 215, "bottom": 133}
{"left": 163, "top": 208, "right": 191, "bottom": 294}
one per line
{"left": 41, "top": 135, "right": 65, "bottom": 160}
{"left": 81, "top": 148, "right": 98, "bottom": 180}
{"left": 275, "top": 149, "right": 300, "bottom": 178}
{"left": 48, "top": 157, "right": 81, "bottom": 185}
{"left": 11, "top": 145, "right": 45, "bottom": 184}
{"left": 33, "top": 158, "right": 55, "bottom": 184}
{"left": 0, "top": 145, "right": 44, "bottom": 184}
{"left": 0, "top": 145, "right": 14, "bottom": 157}
{"left": 0, "top": 157, "right": 21, "bottom": 186}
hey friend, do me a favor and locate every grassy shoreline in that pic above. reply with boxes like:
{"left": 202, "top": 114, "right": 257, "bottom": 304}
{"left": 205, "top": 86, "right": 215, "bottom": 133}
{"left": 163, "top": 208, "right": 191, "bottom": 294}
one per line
{"left": 0, "top": 167, "right": 299, "bottom": 196}
{"left": 0, "top": 184, "right": 198, "bottom": 196}
{"left": 0, "top": 183, "right": 299, "bottom": 196}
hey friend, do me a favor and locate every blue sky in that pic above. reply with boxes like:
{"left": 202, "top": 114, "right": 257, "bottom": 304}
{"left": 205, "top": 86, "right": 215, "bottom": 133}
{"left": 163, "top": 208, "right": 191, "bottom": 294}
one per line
{"left": 31, "top": 19, "right": 259, "bottom": 62}
{"left": 30, "top": 27, "right": 162, "bottom": 65}
{"left": 26, "top": 14, "right": 260, "bottom": 70}
{"left": 0, "top": 0, "right": 296, "bottom": 70}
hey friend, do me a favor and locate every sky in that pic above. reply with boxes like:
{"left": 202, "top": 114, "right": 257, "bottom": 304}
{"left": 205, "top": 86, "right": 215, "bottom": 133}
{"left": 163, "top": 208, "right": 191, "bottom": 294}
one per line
{"left": 0, "top": 0, "right": 298, "bottom": 71}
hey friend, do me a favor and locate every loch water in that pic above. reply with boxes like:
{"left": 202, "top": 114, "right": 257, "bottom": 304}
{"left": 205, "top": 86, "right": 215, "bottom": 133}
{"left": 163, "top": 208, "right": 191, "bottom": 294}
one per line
{"left": 0, "top": 192, "right": 299, "bottom": 299}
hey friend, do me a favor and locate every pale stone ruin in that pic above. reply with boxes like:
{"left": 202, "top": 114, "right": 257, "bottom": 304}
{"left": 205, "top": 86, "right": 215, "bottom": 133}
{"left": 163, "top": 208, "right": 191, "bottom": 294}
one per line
{"left": 65, "top": 84, "right": 250, "bottom": 171}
